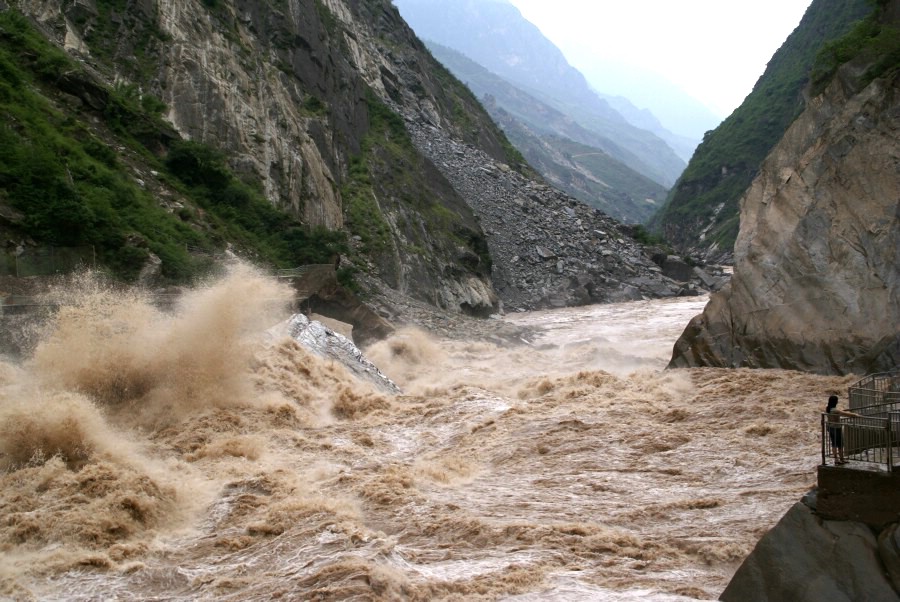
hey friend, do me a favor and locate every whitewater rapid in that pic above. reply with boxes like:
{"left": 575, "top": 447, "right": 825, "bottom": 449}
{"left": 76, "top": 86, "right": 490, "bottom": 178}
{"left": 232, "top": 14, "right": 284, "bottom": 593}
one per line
{"left": 0, "top": 271, "right": 855, "bottom": 600}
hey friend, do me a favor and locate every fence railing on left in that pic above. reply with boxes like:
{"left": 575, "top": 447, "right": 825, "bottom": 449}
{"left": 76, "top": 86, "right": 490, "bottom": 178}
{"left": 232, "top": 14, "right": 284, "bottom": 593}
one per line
{"left": 2, "top": 246, "right": 96, "bottom": 277}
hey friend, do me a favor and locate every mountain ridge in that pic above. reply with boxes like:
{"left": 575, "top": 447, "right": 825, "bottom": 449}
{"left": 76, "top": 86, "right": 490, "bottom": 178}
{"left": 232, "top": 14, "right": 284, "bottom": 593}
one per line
{"left": 426, "top": 41, "right": 668, "bottom": 224}
{"left": 392, "top": 0, "right": 686, "bottom": 188}
{"left": 1, "top": 0, "right": 703, "bottom": 325}
{"left": 650, "top": 0, "right": 873, "bottom": 260}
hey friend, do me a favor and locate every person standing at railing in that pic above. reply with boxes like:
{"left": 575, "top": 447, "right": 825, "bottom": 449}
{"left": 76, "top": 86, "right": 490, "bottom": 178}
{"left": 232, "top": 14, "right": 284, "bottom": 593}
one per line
{"left": 826, "top": 394, "right": 862, "bottom": 465}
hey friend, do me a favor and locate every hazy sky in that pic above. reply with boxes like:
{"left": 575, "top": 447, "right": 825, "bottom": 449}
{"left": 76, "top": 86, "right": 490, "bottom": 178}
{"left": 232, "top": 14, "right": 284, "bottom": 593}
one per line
{"left": 509, "top": 0, "right": 813, "bottom": 117}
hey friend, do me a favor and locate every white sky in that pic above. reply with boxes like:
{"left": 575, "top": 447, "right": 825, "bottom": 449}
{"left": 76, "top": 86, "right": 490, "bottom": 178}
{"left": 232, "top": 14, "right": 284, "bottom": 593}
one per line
{"left": 509, "top": 0, "right": 813, "bottom": 117}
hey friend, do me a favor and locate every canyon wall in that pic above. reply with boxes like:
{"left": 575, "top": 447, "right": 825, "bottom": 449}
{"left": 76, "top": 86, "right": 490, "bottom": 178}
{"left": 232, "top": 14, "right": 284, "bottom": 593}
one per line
{"left": 670, "top": 63, "right": 900, "bottom": 375}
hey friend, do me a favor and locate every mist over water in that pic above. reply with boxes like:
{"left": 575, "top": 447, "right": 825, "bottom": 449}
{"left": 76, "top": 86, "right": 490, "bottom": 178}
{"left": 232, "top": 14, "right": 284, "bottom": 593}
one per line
{"left": 0, "top": 271, "right": 854, "bottom": 600}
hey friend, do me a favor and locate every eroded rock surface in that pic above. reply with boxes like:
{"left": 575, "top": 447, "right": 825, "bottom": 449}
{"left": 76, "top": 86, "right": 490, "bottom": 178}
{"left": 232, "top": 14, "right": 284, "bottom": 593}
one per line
{"left": 721, "top": 502, "right": 900, "bottom": 601}
{"left": 670, "top": 66, "right": 900, "bottom": 375}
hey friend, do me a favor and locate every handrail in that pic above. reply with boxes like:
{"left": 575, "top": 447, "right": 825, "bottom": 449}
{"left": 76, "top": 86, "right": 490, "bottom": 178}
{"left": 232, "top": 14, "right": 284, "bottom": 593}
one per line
{"left": 849, "top": 369, "right": 900, "bottom": 410}
{"left": 276, "top": 264, "right": 335, "bottom": 278}
{"left": 854, "top": 399, "right": 900, "bottom": 417}
{"left": 821, "top": 413, "right": 894, "bottom": 472}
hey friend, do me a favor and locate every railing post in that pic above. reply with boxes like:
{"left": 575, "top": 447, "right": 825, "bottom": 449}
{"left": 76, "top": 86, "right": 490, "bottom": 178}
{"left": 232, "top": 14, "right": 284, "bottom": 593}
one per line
{"left": 889, "top": 414, "right": 895, "bottom": 473}
{"left": 821, "top": 413, "right": 827, "bottom": 467}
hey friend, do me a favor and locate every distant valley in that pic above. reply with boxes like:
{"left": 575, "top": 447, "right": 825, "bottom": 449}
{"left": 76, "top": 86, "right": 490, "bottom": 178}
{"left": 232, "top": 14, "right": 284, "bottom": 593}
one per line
{"left": 393, "top": 0, "right": 692, "bottom": 224}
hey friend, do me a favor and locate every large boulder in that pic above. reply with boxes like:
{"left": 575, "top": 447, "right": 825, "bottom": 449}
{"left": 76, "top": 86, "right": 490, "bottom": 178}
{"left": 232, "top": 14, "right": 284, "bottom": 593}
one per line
{"left": 669, "top": 64, "right": 900, "bottom": 375}
{"left": 268, "top": 314, "right": 400, "bottom": 395}
{"left": 721, "top": 502, "right": 900, "bottom": 601}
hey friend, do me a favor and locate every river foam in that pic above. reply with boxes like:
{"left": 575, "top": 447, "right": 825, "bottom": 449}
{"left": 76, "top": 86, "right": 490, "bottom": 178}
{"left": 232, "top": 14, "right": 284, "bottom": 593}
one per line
{"left": 0, "top": 271, "right": 855, "bottom": 600}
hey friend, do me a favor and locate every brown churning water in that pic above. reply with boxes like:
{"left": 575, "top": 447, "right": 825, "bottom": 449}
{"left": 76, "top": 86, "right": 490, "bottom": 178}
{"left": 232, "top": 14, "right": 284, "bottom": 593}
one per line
{"left": 0, "top": 268, "right": 854, "bottom": 601}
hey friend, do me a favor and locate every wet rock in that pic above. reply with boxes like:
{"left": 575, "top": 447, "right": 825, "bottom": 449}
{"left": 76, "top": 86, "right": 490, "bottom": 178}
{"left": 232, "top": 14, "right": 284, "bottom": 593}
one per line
{"left": 670, "top": 66, "right": 900, "bottom": 375}
{"left": 879, "top": 524, "right": 900, "bottom": 593}
{"left": 272, "top": 314, "right": 400, "bottom": 395}
{"left": 721, "top": 502, "right": 900, "bottom": 602}
{"left": 692, "top": 266, "right": 725, "bottom": 291}
{"left": 657, "top": 255, "right": 694, "bottom": 282}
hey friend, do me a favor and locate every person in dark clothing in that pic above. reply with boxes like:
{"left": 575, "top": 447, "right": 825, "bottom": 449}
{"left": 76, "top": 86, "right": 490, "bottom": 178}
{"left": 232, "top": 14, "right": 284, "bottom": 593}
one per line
{"left": 826, "top": 394, "right": 861, "bottom": 465}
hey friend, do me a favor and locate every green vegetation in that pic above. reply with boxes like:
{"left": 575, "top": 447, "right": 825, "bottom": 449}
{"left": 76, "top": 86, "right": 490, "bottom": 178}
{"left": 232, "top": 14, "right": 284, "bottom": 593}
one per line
{"left": 302, "top": 95, "right": 329, "bottom": 116}
{"left": 650, "top": 0, "right": 873, "bottom": 253}
{"left": 628, "top": 225, "right": 670, "bottom": 249}
{"left": 343, "top": 154, "right": 393, "bottom": 254}
{"left": 163, "top": 140, "right": 348, "bottom": 268}
{"left": 0, "top": 10, "right": 346, "bottom": 282}
{"left": 341, "top": 91, "right": 403, "bottom": 255}
{"left": 0, "top": 11, "right": 191, "bottom": 280}
{"left": 811, "top": 1, "right": 900, "bottom": 93}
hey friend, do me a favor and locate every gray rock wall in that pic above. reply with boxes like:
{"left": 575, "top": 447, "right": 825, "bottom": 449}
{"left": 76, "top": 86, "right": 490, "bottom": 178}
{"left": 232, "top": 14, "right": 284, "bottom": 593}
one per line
{"left": 670, "top": 67, "right": 900, "bottom": 375}
{"left": 721, "top": 502, "right": 899, "bottom": 601}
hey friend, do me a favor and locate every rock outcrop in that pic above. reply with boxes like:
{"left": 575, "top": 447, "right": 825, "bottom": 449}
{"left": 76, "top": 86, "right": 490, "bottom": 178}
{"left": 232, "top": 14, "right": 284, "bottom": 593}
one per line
{"left": 669, "top": 63, "right": 900, "bottom": 375}
{"left": 11, "top": 0, "right": 517, "bottom": 315}
{"left": 650, "top": 0, "right": 873, "bottom": 263}
{"left": 721, "top": 501, "right": 900, "bottom": 601}
{"left": 8, "top": 0, "right": 719, "bottom": 321}
{"left": 269, "top": 314, "right": 400, "bottom": 394}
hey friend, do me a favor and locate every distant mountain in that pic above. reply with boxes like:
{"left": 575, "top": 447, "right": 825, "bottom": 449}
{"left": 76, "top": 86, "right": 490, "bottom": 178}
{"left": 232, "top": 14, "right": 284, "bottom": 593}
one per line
{"left": 649, "top": 0, "right": 873, "bottom": 259}
{"left": 597, "top": 92, "right": 699, "bottom": 163}
{"left": 495, "top": 117, "right": 668, "bottom": 224}
{"left": 570, "top": 58, "right": 724, "bottom": 141}
{"left": 429, "top": 42, "right": 666, "bottom": 223}
{"left": 393, "top": 0, "right": 686, "bottom": 188}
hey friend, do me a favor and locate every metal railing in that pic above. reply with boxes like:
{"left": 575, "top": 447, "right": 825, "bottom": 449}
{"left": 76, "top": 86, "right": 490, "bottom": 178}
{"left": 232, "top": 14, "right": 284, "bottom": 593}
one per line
{"left": 276, "top": 264, "right": 336, "bottom": 299}
{"left": 275, "top": 264, "right": 334, "bottom": 278}
{"left": 2, "top": 246, "right": 96, "bottom": 277}
{"left": 849, "top": 369, "right": 900, "bottom": 409}
{"left": 822, "top": 412, "right": 898, "bottom": 471}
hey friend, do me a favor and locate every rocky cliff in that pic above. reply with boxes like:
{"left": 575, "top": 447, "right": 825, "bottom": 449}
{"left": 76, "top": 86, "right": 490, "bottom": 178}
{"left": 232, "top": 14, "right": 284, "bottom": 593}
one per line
{"left": 651, "top": 0, "right": 872, "bottom": 263}
{"left": 6, "top": 0, "right": 516, "bottom": 314}
{"left": 669, "top": 46, "right": 900, "bottom": 375}
{"left": 721, "top": 500, "right": 900, "bottom": 601}
{"left": 4, "top": 0, "right": 700, "bottom": 322}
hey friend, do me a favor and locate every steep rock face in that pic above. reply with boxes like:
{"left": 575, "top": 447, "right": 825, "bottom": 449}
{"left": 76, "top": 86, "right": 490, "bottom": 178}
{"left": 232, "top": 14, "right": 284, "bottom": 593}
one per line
{"left": 651, "top": 0, "right": 872, "bottom": 262}
{"left": 669, "top": 67, "right": 900, "bottom": 375}
{"left": 8, "top": 0, "right": 710, "bottom": 317}
{"left": 18, "top": 0, "right": 365, "bottom": 228}
{"left": 12, "top": 0, "right": 514, "bottom": 314}
{"left": 721, "top": 502, "right": 900, "bottom": 601}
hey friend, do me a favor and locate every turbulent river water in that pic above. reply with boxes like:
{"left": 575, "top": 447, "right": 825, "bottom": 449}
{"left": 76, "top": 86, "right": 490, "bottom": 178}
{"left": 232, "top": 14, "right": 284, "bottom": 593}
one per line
{"left": 0, "top": 267, "right": 856, "bottom": 601}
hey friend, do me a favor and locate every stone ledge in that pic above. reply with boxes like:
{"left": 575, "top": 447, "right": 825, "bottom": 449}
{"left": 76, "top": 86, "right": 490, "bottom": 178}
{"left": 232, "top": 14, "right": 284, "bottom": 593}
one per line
{"left": 816, "top": 465, "right": 900, "bottom": 529}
